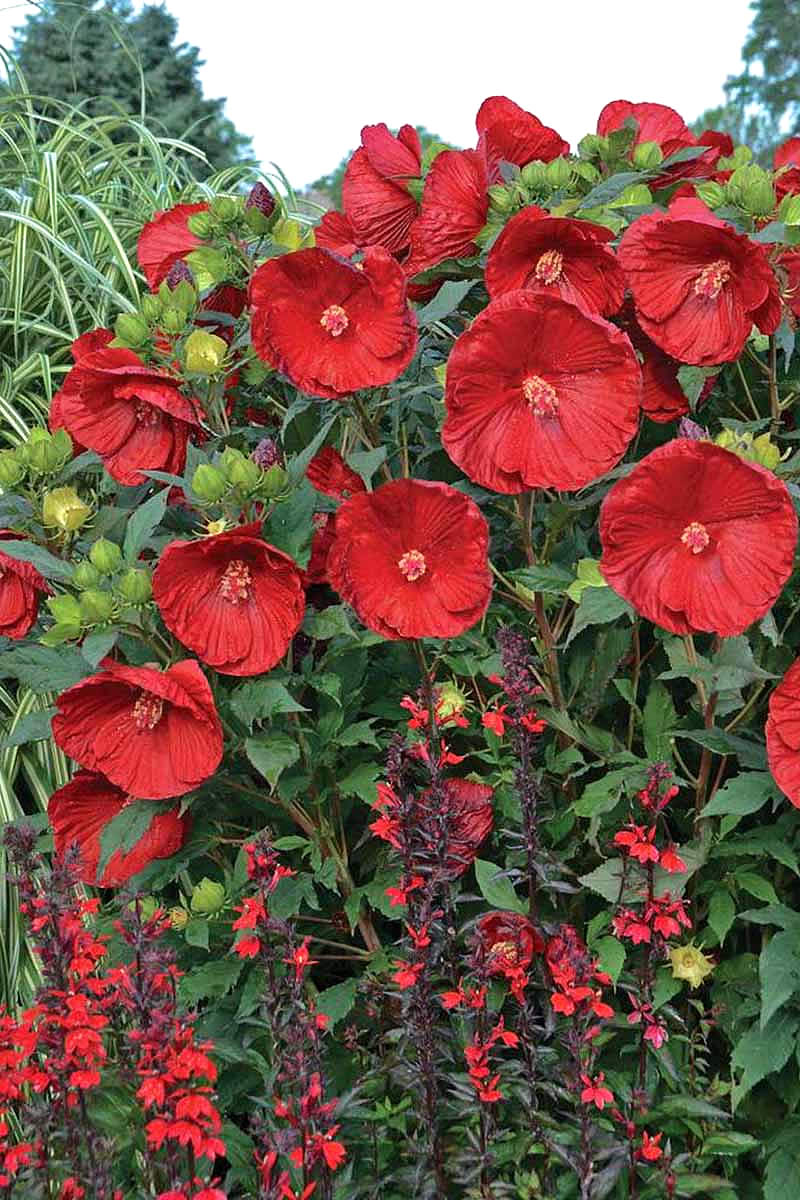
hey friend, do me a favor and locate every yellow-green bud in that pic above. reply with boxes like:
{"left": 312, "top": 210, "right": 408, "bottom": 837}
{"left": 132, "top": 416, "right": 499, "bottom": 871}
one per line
{"left": 47, "top": 593, "right": 82, "bottom": 625}
{"left": 187, "top": 211, "right": 214, "bottom": 238}
{"left": 727, "top": 164, "right": 776, "bottom": 216}
{"left": 632, "top": 140, "right": 663, "bottom": 169}
{"left": 118, "top": 567, "right": 152, "bottom": 604}
{"left": 192, "top": 464, "right": 228, "bottom": 502}
{"left": 42, "top": 487, "right": 90, "bottom": 532}
{"left": 0, "top": 450, "right": 26, "bottom": 488}
{"left": 79, "top": 589, "right": 115, "bottom": 624}
{"left": 488, "top": 185, "right": 515, "bottom": 213}
{"left": 695, "top": 180, "right": 727, "bottom": 210}
{"left": 73, "top": 561, "right": 102, "bottom": 590}
{"left": 436, "top": 681, "right": 468, "bottom": 722}
{"left": 545, "top": 157, "right": 574, "bottom": 189}
{"left": 26, "top": 428, "right": 70, "bottom": 474}
{"left": 520, "top": 161, "right": 550, "bottom": 190}
{"left": 573, "top": 160, "right": 600, "bottom": 184}
{"left": 258, "top": 464, "right": 288, "bottom": 498}
{"left": 578, "top": 133, "right": 609, "bottom": 159}
{"left": 719, "top": 145, "right": 752, "bottom": 171}
{"left": 141, "top": 295, "right": 162, "bottom": 323}
{"left": 184, "top": 329, "right": 228, "bottom": 375}
{"left": 210, "top": 195, "right": 240, "bottom": 223}
{"left": 161, "top": 307, "right": 186, "bottom": 335}
{"left": 669, "top": 941, "right": 714, "bottom": 989}
{"left": 114, "top": 313, "right": 150, "bottom": 348}
{"left": 169, "top": 280, "right": 197, "bottom": 315}
{"left": 227, "top": 455, "right": 261, "bottom": 492}
{"left": 715, "top": 428, "right": 781, "bottom": 471}
{"left": 51, "top": 429, "right": 73, "bottom": 468}
{"left": 169, "top": 906, "right": 189, "bottom": 930}
{"left": 780, "top": 194, "right": 800, "bottom": 226}
{"left": 89, "top": 538, "right": 123, "bottom": 575}
{"left": 190, "top": 877, "right": 226, "bottom": 915}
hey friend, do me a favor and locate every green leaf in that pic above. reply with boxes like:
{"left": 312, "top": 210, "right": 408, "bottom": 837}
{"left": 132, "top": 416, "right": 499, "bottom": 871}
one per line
{"left": 264, "top": 478, "right": 315, "bottom": 567}
{"left": 417, "top": 279, "right": 477, "bottom": 324}
{"left": 245, "top": 734, "right": 300, "bottom": 789}
{"left": 473, "top": 858, "right": 527, "bottom": 914}
{"left": 738, "top": 872, "right": 779, "bottom": 903}
{"left": 642, "top": 683, "right": 677, "bottom": 762}
{"left": 672, "top": 728, "right": 766, "bottom": 770}
{"left": 573, "top": 767, "right": 637, "bottom": 818}
{"left": 0, "top": 707, "right": 54, "bottom": 750}
{"left": 672, "top": 1173, "right": 738, "bottom": 1195}
{"left": 96, "top": 799, "right": 163, "bottom": 882}
{"left": 123, "top": 488, "right": 168, "bottom": 561}
{"left": 184, "top": 917, "right": 210, "bottom": 950}
{"left": 701, "top": 1132, "right": 759, "bottom": 1156}
{"left": 700, "top": 772, "right": 776, "bottom": 818}
{"left": 303, "top": 605, "right": 354, "bottom": 641}
{"left": 567, "top": 585, "right": 633, "bottom": 644}
{"left": 230, "top": 680, "right": 308, "bottom": 729}
{"left": 652, "top": 966, "right": 683, "bottom": 1011}
{"left": 338, "top": 762, "right": 380, "bottom": 803}
{"left": 578, "top": 170, "right": 643, "bottom": 210}
{"left": 0, "top": 538, "right": 74, "bottom": 582}
{"left": 653, "top": 1095, "right": 731, "bottom": 1121}
{"left": 579, "top": 859, "right": 624, "bottom": 903}
{"left": 594, "top": 936, "right": 625, "bottom": 984}
{"left": 316, "top": 978, "right": 357, "bottom": 1027}
{"left": 739, "top": 904, "right": 800, "bottom": 932}
{"left": 1, "top": 644, "right": 92, "bottom": 691}
{"left": 760, "top": 931, "right": 800, "bottom": 1027}
{"left": 731, "top": 1011, "right": 799, "bottom": 1107}
{"left": 286, "top": 413, "right": 338, "bottom": 486}
{"left": 708, "top": 890, "right": 736, "bottom": 946}
{"left": 179, "top": 958, "right": 243, "bottom": 1005}
{"left": 513, "top": 564, "right": 574, "bottom": 595}
{"left": 337, "top": 720, "right": 380, "bottom": 748}
{"left": 269, "top": 872, "right": 318, "bottom": 919}
{"left": 765, "top": 1149, "right": 800, "bottom": 1200}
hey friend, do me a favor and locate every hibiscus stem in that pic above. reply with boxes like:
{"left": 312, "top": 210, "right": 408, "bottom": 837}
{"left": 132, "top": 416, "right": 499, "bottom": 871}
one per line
{"left": 768, "top": 335, "right": 781, "bottom": 436}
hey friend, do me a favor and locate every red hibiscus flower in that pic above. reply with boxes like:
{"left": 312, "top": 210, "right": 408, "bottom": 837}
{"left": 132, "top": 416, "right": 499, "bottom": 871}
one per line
{"left": 306, "top": 448, "right": 366, "bottom": 499}
{"left": 485, "top": 206, "right": 625, "bottom": 315}
{"left": 316, "top": 210, "right": 360, "bottom": 258}
{"left": 250, "top": 246, "right": 417, "bottom": 399}
{"left": 152, "top": 522, "right": 305, "bottom": 676}
{"left": 50, "top": 347, "right": 203, "bottom": 486}
{"left": 619, "top": 197, "right": 781, "bottom": 366}
{"left": 443, "top": 291, "right": 641, "bottom": 493}
{"left": 403, "top": 149, "right": 489, "bottom": 277}
{"left": 774, "top": 137, "right": 800, "bottom": 199}
{"left": 597, "top": 99, "right": 720, "bottom": 183}
{"left": 477, "top": 911, "right": 545, "bottom": 972}
{"left": 615, "top": 298, "right": 690, "bottom": 423}
{"left": 767, "top": 659, "right": 800, "bottom": 807}
{"left": 599, "top": 439, "right": 796, "bottom": 636}
{"left": 0, "top": 533, "right": 49, "bottom": 640}
{"left": 476, "top": 96, "right": 568, "bottom": 182}
{"left": 327, "top": 478, "right": 491, "bottom": 640}
{"left": 48, "top": 770, "right": 188, "bottom": 885}
{"left": 778, "top": 249, "right": 800, "bottom": 319}
{"left": 340, "top": 123, "right": 422, "bottom": 256}
{"left": 52, "top": 659, "right": 223, "bottom": 800}
{"left": 137, "top": 203, "right": 207, "bottom": 290}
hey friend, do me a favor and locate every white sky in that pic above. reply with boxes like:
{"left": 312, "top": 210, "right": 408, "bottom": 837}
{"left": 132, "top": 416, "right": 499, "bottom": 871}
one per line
{"left": 0, "top": 0, "right": 753, "bottom": 186}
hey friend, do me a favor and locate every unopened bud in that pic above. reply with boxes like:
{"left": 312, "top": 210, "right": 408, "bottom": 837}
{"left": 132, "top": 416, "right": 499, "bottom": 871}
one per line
{"left": 694, "top": 181, "right": 726, "bottom": 209}
{"left": 190, "top": 877, "right": 226, "bottom": 914}
{"left": 0, "top": 450, "right": 25, "bottom": 488}
{"left": 258, "top": 464, "right": 288, "bottom": 498}
{"left": 251, "top": 437, "right": 283, "bottom": 469}
{"left": 545, "top": 157, "right": 574, "bottom": 189}
{"left": 73, "top": 561, "right": 102, "bottom": 590}
{"left": 118, "top": 567, "right": 152, "bottom": 604}
{"left": 520, "top": 161, "right": 549, "bottom": 190}
{"left": 165, "top": 260, "right": 195, "bottom": 290}
{"left": 79, "top": 588, "right": 115, "bottom": 624}
{"left": 488, "top": 185, "right": 515, "bottom": 213}
{"left": 186, "top": 211, "right": 214, "bottom": 238}
{"left": 192, "top": 464, "right": 228, "bottom": 502}
{"left": 727, "top": 164, "right": 776, "bottom": 216}
{"left": 227, "top": 455, "right": 261, "bottom": 492}
{"left": 436, "top": 681, "right": 468, "bottom": 722}
{"left": 578, "top": 133, "right": 609, "bottom": 159}
{"left": 47, "top": 593, "right": 82, "bottom": 625}
{"left": 244, "top": 182, "right": 278, "bottom": 234}
{"left": 169, "top": 906, "right": 189, "bottom": 930}
{"left": 114, "top": 313, "right": 150, "bottom": 348}
{"left": 161, "top": 307, "right": 186, "bottom": 335}
{"left": 184, "top": 329, "right": 227, "bottom": 375}
{"left": 26, "top": 428, "right": 70, "bottom": 474}
{"left": 89, "top": 538, "right": 122, "bottom": 575}
{"left": 210, "top": 195, "right": 240, "bottom": 223}
{"left": 42, "top": 487, "right": 90, "bottom": 532}
{"left": 141, "top": 295, "right": 162, "bottom": 322}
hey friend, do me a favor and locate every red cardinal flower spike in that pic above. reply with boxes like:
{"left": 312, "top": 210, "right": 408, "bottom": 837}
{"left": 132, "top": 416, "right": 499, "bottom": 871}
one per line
{"left": 48, "top": 770, "right": 188, "bottom": 885}
{"left": 152, "top": 522, "right": 305, "bottom": 676}
{"left": 137, "top": 202, "right": 208, "bottom": 290}
{"left": 443, "top": 291, "right": 641, "bottom": 493}
{"left": 600, "top": 439, "right": 797, "bottom": 636}
{"left": 50, "top": 347, "right": 203, "bottom": 486}
{"left": 767, "top": 659, "right": 800, "bottom": 807}
{"left": 327, "top": 477, "right": 491, "bottom": 640}
{"left": 52, "top": 659, "right": 223, "bottom": 800}
{"left": 486, "top": 206, "right": 625, "bottom": 316}
{"left": 403, "top": 149, "right": 489, "bottom": 278}
{"left": 250, "top": 246, "right": 417, "bottom": 399}
{"left": 619, "top": 198, "right": 781, "bottom": 366}
{"left": 0, "top": 533, "right": 49, "bottom": 640}
{"left": 476, "top": 96, "right": 568, "bottom": 182}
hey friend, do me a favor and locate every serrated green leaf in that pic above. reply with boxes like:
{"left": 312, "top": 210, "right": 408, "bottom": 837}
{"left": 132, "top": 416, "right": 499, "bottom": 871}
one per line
{"left": 230, "top": 680, "right": 307, "bottom": 729}
{"left": 245, "top": 734, "right": 300, "bottom": 789}
{"left": 123, "top": 488, "right": 168, "bottom": 561}
{"left": 567, "top": 585, "right": 633, "bottom": 644}
{"left": 264, "top": 478, "right": 315, "bottom": 566}
{"left": 760, "top": 931, "right": 800, "bottom": 1027}
{"left": 473, "top": 858, "right": 526, "bottom": 914}
{"left": 700, "top": 772, "right": 776, "bottom": 818}
{"left": 708, "top": 890, "right": 736, "bottom": 947}
{"left": 316, "top": 978, "right": 358, "bottom": 1027}
{"left": 731, "top": 1011, "right": 799, "bottom": 1107}
{"left": 179, "top": 958, "right": 243, "bottom": 1005}
{"left": 0, "top": 537, "right": 74, "bottom": 582}
{"left": 643, "top": 683, "right": 677, "bottom": 762}
{"left": 765, "top": 1149, "right": 800, "bottom": 1200}
{"left": 338, "top": 762, "right": 379, "bottom": 803}
{"left": 96, "top": 799, "right": 163, "bottom": 882}
{"left": 417, "top": 279, "right": 477, "bottom": 324}
{"left": 1, "top": 644, "right": 91, "bottom": 691}
{"left": 594, "top": 936, "right": 625, "bottom": 984}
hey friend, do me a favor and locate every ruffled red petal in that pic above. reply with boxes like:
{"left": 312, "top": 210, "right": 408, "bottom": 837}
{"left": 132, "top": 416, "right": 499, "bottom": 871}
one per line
{"left": 404, "top": 149, "right": 489, "bottom": 277}
{"left": 476, "top": 96, "right": 568, "bottom": 182}
{"left": 342, "top": 148, "right": 419, "bottom": 255}
{"left": 137, "top": 203, "right": 207, "bottom": 290}
{"left": 306, "top": 448, "right": 366, "bottom": 499}
{"left": 0, "top": 534, "right": 49, "bottom": 640}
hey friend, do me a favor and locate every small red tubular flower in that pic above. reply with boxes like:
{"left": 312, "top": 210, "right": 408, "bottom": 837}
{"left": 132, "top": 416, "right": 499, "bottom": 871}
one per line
{"left": 306, "top": 448, "right": 366, "bottom": 499}
{"left": 476, "top": 96, "right": 568, "bottom": 182}
{"left": 614, "top": 824, "right": 659, "bottom": 864}
{"left": 152, "top": 522, "right": 305, "bottom": 676}
{"left": 619, "top": 198, "right": 781, "bottom": 366}
{"left": 774, "top": 137, "right": 800, "bottom": 200}
{"left": 403, "top": 148, "right": 489, "bottom": 277}
{"left": 486, "top": 207, "right": 625, "bottom": 316}
{"left": 0, "top": 532, "right": 49, "bottom": 640}
{"left": 52, "top": 658, "right": 223, "bottom": 800}
{"left": 599, "top": 439, "right": 797, "bottom": 636}
{"left": 767, "top": 658, "right": 800, "bottom": 807}
{"left": 443, "top": 291, "right": 641, "bottom": 494}
{"left": 250, "top": 246, "right": 417, "bottom": 399}
{"left": 659, "top": 844, "right": 687, "bottom": 874}
{"left": 637, "top": 1131, "right": 664, "bottom": 1161}
{"left": 580, "top": 1071, "right": 613, "bottom": 1110}
{"left": 340, "top": 123, "right": 422, "bottom": 256}
{"left": 48, "top": 770, "right": 188, "bottom": 885}
{"left": 327, "top": 477, "right": 491, "bottom": 640}
{"left": 50, "top": 347, "right": 203, "bottom": 486}
{"left": 137, "top": 203, "right": 207, "bottom": 290}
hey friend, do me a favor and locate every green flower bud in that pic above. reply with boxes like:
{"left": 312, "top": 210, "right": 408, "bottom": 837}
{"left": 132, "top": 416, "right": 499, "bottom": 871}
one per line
{"left": 780, "top": 194, "right": 800, "bottom": 225}
{"left": 190, "top": 877, "right": 226, "bottom": 915}
{"left": 47, "top": 593, "right": 82, "bottom": 625}
{"left": 169, "top": 280, "right": 197, "bottom": 315}
{"left": 695, "top": 180, "right": 727, "bottom": 209}
{"left": 435, "top": 681, "right": 468, "bottom": 722}
{"left": 161, "top": 307, "right": 186, "bottom": 335}
{"left": 79, "top": 589, "right": 115, "bottom": 624}
{"left": 169, "top": 906, "right": 189, "bottom": 930}
{"left": 0, "top": 450, "right": 26, "bottom": 488}
{"left": 715, "top": 428, "right": 781, "bottom": 470}
{"left": 40, "top": 622, "right": 81, "bottom": 646}
{"left": 114, "top": 313, "right": 151, "bottom": 348}
{"left": 242, "top": 359, "right": 272, "bottom": 385}
{"left": 141, "top": 294, "right": 162, "bottom": 323}
{"left": 184, "top": 329, "right": 228, "bottom": 375}
{"left": 192, "top": 463, "right": 228, "bottom": 502}
{"left": 73, "top": 561, "right": 102, "bottom": 590}
{"left": 185, "top": 247, "right": 230, "bottom": 289}
{"left": 227, "top": 455, "right": 261, "bottom": 492}
{"left": 520, "top": 161, "right": 549, "bottom": 190}
{"left": 186, "top": 211, "right": 214, "bottom": 238}
{"left": 727, "top": 164, "right": 776, "bottom": 216}
{"left": 488, "top": 184, "right": 515, "bottom": 213}
{"left": 89, "top": 538, "right": 123, "bottom": 575}
{"left": 578, "top": 133, "right": 609, "bottom": 159}
{"left": 545, "top": 157, "right": 574, "bottom": 189}
{"left": 117, "top": 567, "right": 152, "bottom": 604}
{"left": 718, "top": 145, "right": 752, "bottom": 171}
{"left": 42, "top": 487, "right": 90, "bottom": 532}
{"left": 632, "top": 140, "right": 663, "bottom": 169}
{"left": 258, "top": 464, "right": 288, "bottom": 498}
{"left": 210, "top": 195, "right": 240, "bottom": 223}
{"left": 133, "top": 895, "right": 159, "bottom": 921}
{"left": 51, "top": 429, "right": 73, "bottom": 469}
{"left": 26, "top": 428, "right": 68, "bottom": 475}
{"left": 572, "top": 160, "right": 600, "bottom": 184}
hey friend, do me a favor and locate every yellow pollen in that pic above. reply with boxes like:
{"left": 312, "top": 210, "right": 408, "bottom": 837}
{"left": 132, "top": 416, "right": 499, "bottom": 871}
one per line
{"left": 491, "top": 940, "right": 518, "bottom": 963}
{"left": 534, "top": 249, "right": 564, "bottom": 285}
{"left": 219, "top": 559, "right": 252, "bottom": 604}
{"left": 398, "top": 549, "right": 427, "bottom": 581}
{"left": 694, "top": 259, "right": 732, "bottom": 300}
{"left": 681, "top": 521, "right": 710, "bottom": 554}
{"left": 135, "top": 401, "right": 160, "bottom": 426}
{"left": 523, "top": 374, "right": 559, "bottom": 417}
{"left": 132, "top": 692, "right": 164, "bottom": 731}
{"left": 320, "top": 304, "right": 349, "bottom": 337}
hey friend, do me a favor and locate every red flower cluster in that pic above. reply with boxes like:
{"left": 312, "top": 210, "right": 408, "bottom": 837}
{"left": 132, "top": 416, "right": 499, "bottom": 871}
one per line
{"left": 139, "top": 1024, "right": 225, "bottom": 1164}
{"left": 464, "top": 1017, "right": 519, "bottom": 1104}
{"left": 546, "top": 925, "right": 613, "bottom": 1020}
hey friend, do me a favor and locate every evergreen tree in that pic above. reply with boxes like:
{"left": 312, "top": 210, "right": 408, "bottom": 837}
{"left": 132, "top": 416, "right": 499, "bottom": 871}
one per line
{"left": 7, "top": 0, "right": 251, "bottom": 171}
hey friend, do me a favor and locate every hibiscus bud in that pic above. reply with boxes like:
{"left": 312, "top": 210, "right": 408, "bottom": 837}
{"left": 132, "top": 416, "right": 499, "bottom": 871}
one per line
{"left": 780, "top": 194, "right": 800, "bottom": 225}
{"left": 118, "top": 567, "right": 152, "bottom": 604}
{"left": 184, "top": 329, "right": 228, "bottom": 375}
{"left": 190, "top": 877, "right": 226, "bottom": 914}
{"left": 79, "top": 588, "right": 115, "bottom": 624}
{"left": 210, "top": 195, "right": 240, "bottom": 223}
{"left": 73, "top": 561, "right": 101, "bottom": 590}
{"left": 169, "top": 905, "right": 189, "bottom": 930}
{"left": 244, "top": 182, "right": 278, "bottom": 234}
{"left": 0, "top": 449, "right": 25, "bottom": 488}
{"left": 187, "top": 211, "right": 214, "bottom": 238}
{"left": 520, "top": 161, "right": 549, "bottom": 191}
{"left": 578, "top": 133, "right": 609, "bottom": 159}
{"left": 114, "top": 313, "right": 150, "bottom": 348}
{"left": 89, "top": 538, "right": 123, "bottom": 575}
{"left": 169, "top": 280, "right": 198, "bottom": 315}
{"left": 632, "top": 140, "right": 663, "bottom": 169}
{"left": 165, "top": 260, "right": 195, "bottom": 289}
{"left": 436, "top": 681, "right": 468, "bottom": 722}
{"left": 192, "top": 463, "right": 228, "bottom": 502}
{"left": 694, "top": 180, "right": 726, "bottom": 209}
{"left": 546, "top": 157, "right": 574, "bottom": 189}
{"left": 727, "top": 164, "right": 776, "bottom": 216}
{"left": 251, "top": 436, "right": 283, "bottom": 469}
{"left": 669, "top": 942, "right": 714, "bottom": 989}
{"left": 715, "top": 428, "right": 781, "bottom": 470}
{"left": 488, "top": 185, "right": 515, "bottom": 213}
{"left": 141, "top": 294, "right": 162, "bottom": 322}
{"left": 573, "top": 160, "right": 600, "bottom": 184}
{"left": 227, "top": 455, "right": 261, "bottom": 492}
{"left": 42, "top": 486, "right": 90, "bottom": 531}
{"left": 258, "top": 463, "right": 288, "bottom": 498}
{"left": 47, "top": 593, "right": 82, "bottom": 625}
{"left": 26, "top": 428, "right": 71, "bottom": 475}
{"left": 161, "top": 307, "right": 186, "bottom": 335}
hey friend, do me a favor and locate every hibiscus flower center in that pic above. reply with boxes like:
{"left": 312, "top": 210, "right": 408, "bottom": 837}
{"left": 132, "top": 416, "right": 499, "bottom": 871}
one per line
{"left": 132, "top": 692, "right": 164, "bottom": 731}
{"left": 219, "top": 559, "right": 252, "bottom": 604}
{"left": 523, "top": 374, "right": 559, "bottom": 417}
{"left": 534, "top": 249, "right": 564, "bottom": 285}
{"left": 680, "top": 521, "right": 710, "bottom": 554}
{"left": 490, "top": 939, "right": 518, "bottom": 963}
{"left": 693, "top": 259, "right": 732, "bottom": 300}
{"left": 398, "top": 549, "right": 427, "bottom": 581}
{"left": 135, "top": 400, "right": 161, "bottom": 426}
{"left": 319, "top": 304, "right": 349, "bottom": 337}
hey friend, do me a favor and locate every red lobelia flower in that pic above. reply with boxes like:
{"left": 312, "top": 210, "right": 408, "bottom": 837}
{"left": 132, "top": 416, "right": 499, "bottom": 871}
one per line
{"left": 50, "top": 347, "right": 203, "bottom": 486}
{"left": 476, "top": 96, "right": 568, "bottom": 182}
{"left": 443, "top": 290, "right": 641, "bottom": 493}
{"left": 774, "top": 137, "right": 800, "bottom": 199}
{"left": 306, "top": 448, "right": 366, "bottom": 499}
{"left": 486, "top": 206, "right": 625, "bottom": 315}
{"left": 619, "top": 197, "right": 781, "bottom": 366}
{"left": 766, "top": 659, "right": 800, "bottom": 806}
{"left": 327, "top": 477, "right": 491, "bottom": 639}
{"left": 340, "top": 123, "right": 422, "bottom": 256}
{"left": 152, "top": 522, "right": 305, "bottom": 676}
{"left": 599, "top": 439, "right": 797, "bottom": 636}
{"left": 52, "top": 658, "right": 223, "bottom": 800}
{"left": 403, "top": 148, "right": 489, "bottom": 277}
{"left": 48, "top": 770, "right": 188, "bottom": 885}
{"left": 137, "top": 203, "right": 208, "bottom": 290}
{"left": 0, "top": 532, "right": 49, "bottom": 640}
{"left": 250, "top": 246, "right": 417, "bottom": 399}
